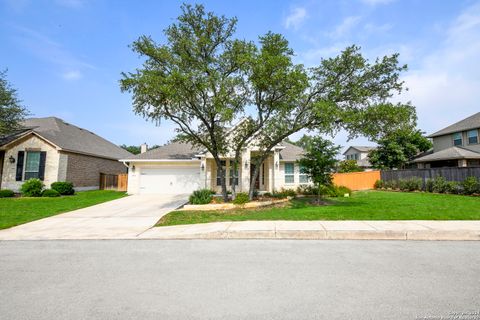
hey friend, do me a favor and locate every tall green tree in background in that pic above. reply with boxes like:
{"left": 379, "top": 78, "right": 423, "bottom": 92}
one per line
{"left": 119, "top": 144, "right": 141, "bottom": 155}
{"left": 0, "top": 70, "right": 29, "bottom": 136}
{"left": 337, "top": 160, "right": 364, "bottom": 173}
{"left": 298, "top": 136, "right": 340, "bottom": 203}
{"left": 368, "top": 129, "right": 432, "bottom": 169}
{"left": 120, "top": 4, "right": 254, "bottom": 201}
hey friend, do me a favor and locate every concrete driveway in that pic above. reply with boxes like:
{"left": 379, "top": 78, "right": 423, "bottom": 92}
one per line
{"left": 0, "top": 194, "right": 188, "bottom": 240}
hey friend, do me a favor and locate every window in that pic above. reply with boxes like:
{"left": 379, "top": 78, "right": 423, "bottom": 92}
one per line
{"left": 468, "top": 130, "right": 478, "bottom": 144}
{"left": 299, "top": 165, "right": 308, "bottom": 184}
{"left": 284, "top": 163, "right": 294, "bottom": 184}
{"left": 354, "top": 153, "right": 359, "bottom": 160}
{"left": 24, "top": 151, "right": 41, "bottom": 180}
{"left": 453, "top": 132, "right": 463, "bottom": 146}
{"left": 229, "top": 161, "right": 239, "bottom": 186}
{"left": 216, "top": 160, "right": 226, "bottom": 186}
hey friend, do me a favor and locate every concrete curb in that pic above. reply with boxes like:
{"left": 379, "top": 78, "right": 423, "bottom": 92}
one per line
{"left": 139, "top": 221, "right": 480, "bottom": 241}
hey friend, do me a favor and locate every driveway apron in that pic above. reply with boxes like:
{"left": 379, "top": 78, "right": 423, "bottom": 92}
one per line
{"left": 0, "top": 194, "right": 188, "bottom": 240}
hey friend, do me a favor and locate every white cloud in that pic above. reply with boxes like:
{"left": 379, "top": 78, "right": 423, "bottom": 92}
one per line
{"left": 328, "top": 16, "right": 362, "bottom": 38}
{"left": 400, "top": 2, "right": 480, "bottom": 134}
{"left": 10, "top": 25, "right": 94, "bottom": 80}
{"left": 284, "top": 7, "right": 308, "bottom": 30}
{"left": 62, "top": 70, "right": 82, "bottom": 80}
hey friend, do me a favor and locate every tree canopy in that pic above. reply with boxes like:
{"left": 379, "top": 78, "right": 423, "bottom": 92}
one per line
{"left": 337, "top": 159, "right": 364, "bottom": 173}
{"left": 0, "top": 70, "right": 29, "bottom": 136}
{"left": 298, "top": 136, "right": 340, "bottom": 201}
{"left": 121, "top": 3, "right": 418, "bottom": 200}
{"left": 368, "top": 129, "right": 432, "bottom": 169}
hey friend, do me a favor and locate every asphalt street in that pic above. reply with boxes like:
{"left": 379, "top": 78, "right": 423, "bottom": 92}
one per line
{"left": 1, "top": 240, "right": 479, "bottom": 320}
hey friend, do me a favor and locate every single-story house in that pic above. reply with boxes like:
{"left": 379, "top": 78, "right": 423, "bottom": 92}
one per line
{"left": 413, "top": 112, "right": 480, "bottom": 168}
{"left": 342, "top": 146, "right": 376, "bottom": 170}
{"left": 0, "top": 117, "right": 131, "bottom": 191}
{"left": 120, "top": 140, "right": 308, "bottom": 195}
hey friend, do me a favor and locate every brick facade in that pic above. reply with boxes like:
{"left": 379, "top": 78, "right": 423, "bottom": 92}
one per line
{"left": 65, "top": 152, "right": 127, "bottom": 188}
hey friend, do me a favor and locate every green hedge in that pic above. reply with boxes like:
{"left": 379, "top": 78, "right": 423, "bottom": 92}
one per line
{"left": 374, "top": 176, "right": 480, "bottom": 195}
{"left": 189, "top": 189, "right": 214, "bottom": 204}
{"left": 0, "top": 189, "right": 15, "bottom": 198}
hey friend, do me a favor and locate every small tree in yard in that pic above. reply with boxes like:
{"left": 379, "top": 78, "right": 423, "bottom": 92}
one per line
{"left": 337, "top": 159, "right": 364, "bottom": 173}
{"left": 0, "top": 70, "right": 29, "bottom": 136}
{"left": 368, "top": 129, "right": 432, "bottom": 169}
{"left": 298, "top": 136, "right": 340, "bottom": 203}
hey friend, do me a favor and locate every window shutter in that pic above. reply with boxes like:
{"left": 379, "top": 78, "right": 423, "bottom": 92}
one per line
{"left": 16, "top": 151, "right": 25, "bottom": 181}
{"left": 38, "top": 152, "right": 47, "bottom": 181}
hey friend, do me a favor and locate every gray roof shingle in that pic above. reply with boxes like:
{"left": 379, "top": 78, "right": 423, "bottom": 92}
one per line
{"left": 279, "top": 141, "right": 304, "bottom": 161}
{"left": 129, "top": 142, "right": 202, "bottom": 160}
{"left": 412, "top": 146, "right": 480, "bottom": 162}
{"left": 343, "top": 146, "right": 376, "bottom": 155}
{"left": 17, "top": 117, "right": 132, "bottom": 160}
{"left": 428, "top": 112, "right": 480, "bottom": 138}
{"left": 125, "top": 140, "right": 305, "bottom": 161}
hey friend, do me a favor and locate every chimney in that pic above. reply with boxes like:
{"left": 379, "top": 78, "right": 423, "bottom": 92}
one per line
{"left": 140, "top": 143, "right": 148, "bottom": 154}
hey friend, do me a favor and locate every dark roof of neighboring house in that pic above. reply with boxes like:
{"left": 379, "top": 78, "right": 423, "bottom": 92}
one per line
{"left": 342, "top": 146, "right": 376, "bottom": 155}
{"left": 130, "top": 142, "right": 203, "bottom": 160}
{"left": 124, "top": 140, "right": 305, "bottom": 161}
{"left": 412, "top": 146, "right": 480, "bottom": 163}
{"left": 279, "top": 141, "right": 304, "bottom": 161}
{"left": 428, "top": 112, "right": 480, "bottom": 138}
{"left": 0, "top": 117, "right": 132, "bottom": 160}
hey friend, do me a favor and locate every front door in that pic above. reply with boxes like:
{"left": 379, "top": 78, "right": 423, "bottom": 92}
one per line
{"left": 250, "top": 164, "right": 260, "bottom": 190}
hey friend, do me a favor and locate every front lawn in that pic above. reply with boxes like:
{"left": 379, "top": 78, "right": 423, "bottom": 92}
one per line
{"left": 0, "top": 190, "right": 127, "bottom": 229}
{"left": 157, "top": 190, "right": 480, "bottom": 226}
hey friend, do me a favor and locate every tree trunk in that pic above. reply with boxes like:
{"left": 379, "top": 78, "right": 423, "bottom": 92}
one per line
{"left": 248, "top": 154, "right": 269, "bottom": 200}
{"left": 213, "top": 156, "right": 228, "bottom": 202}
{"left": 231, "top": 151, "right": 241, "bottom": 200}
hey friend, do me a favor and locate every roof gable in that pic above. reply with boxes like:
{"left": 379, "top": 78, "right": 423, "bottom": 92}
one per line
{"left": 342, "top": 146, "right": 376, "bottom": 155}
{"left": 17, "top": 117, "right": 132, "bottom": 160}
{"left": 429, "top": 112, "right": 480, "bottom": 138}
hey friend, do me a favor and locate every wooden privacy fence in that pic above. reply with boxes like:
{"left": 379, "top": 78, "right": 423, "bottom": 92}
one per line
{"left": 381, "top": 167, "right": 480, "bottom": 184}
{"left": 332, "top": 170, "right": 381, "bottom": 190}
{"left": 99, "top": 173, "right": 128, "bottom": 191}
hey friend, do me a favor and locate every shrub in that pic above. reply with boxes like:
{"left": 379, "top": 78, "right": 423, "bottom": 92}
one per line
{"left": 445, "top": 181, "right": 460, "bottom": 194}
{"left": 263, "top": 192, "right": 272, "bottom": 197}
{"left": 0, "top": 189, "right": 15, "bottom": 198}
{"left": 233, "top": 192, "right": 249, "bottom": 205}
{"left": 333, "top": 185, "right": 352, "bottom": 197}
{"left": 51, "top": 181, "right": 75, "bottom": 195}
{"left": 297, "top": 185, "right": 318, "bottom": 195}
{"left": 272, "top": 188, "right": 297, "bottom": 198}
{"left": 398, "top": 178, "right": 422, "bottom": 192}
{"left": 42, "top": 189, "right": 60, "bottom": 197}
{"left": 425, "top": 179, "right": 434, "bottom": 192}
{"left": 374, "top": 180, "right": 384, "bottom": 190}
{"left": 189, "top": 189, "right": 214, "bottom": 204}
{"left": 20, "top": 178, "right": 44, "bottom": 197}
{"left": 462, "top": 176, "right": 479, "bottom": 195}
{"left": 432, "top": 176, "right": 449, "bottom": 193}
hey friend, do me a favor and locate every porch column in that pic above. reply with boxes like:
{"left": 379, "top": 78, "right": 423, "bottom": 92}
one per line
{"left": 268, "top": 155, "right": 274, "bottom": 192}
{"left": 200, "top": 157, "right": 208, "bottom": 189}
{"left": 458, "top": 159, "right": 468, "bottom": 167}
{"left": 240, "top": 149, "right": 250, "bottom": 192}
{"left": 273, "top": 150, "right": 281, "bottom": 191}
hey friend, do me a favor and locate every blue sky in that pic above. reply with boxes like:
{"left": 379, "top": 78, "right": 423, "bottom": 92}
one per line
{"left": 1, "top": 0, "right": 480, "bottom": 151}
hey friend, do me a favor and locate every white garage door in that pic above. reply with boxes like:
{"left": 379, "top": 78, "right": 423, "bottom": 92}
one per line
{"left": 139, "top": 166, "right": 201, "bottom": 194}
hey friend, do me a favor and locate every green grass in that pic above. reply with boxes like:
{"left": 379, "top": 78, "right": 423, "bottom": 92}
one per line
{"left": 0, "top": 190, "right": 127, "bottom": 230}
{"left": 157, "top": 190, "right": 480, "bottom": 226}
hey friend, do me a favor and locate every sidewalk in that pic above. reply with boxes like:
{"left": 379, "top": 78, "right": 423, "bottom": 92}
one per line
{"left": 139, "top": 220, "right": 480, "bottom": 241}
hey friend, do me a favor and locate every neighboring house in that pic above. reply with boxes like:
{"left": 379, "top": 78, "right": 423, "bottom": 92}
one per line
{"left": 0, "top": 117, "right": 131, "bottom": 191}
{"left": 342, "top": 146, "right": 376, "bottom": 170}
{"left": 120, "top": 139, "right": 308, "bottom": 195}
{"left": 413, "top": 112, "right": 480, "bottom": 168}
